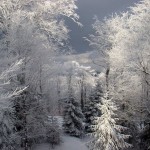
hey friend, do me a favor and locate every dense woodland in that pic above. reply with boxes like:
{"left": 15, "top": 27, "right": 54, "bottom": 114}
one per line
{"left": 0, "top": 0, "right": 150, "bottom": 150}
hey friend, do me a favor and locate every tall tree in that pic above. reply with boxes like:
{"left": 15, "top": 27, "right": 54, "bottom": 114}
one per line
{"left": 88, "top": 92, "right": 132, "bottom": 150}
{"left": 0, "top": 0, "right": 80, "bottom": 149}
{"left": 63, "top": 75, "right": 85, "bottom": 137}
{"left": 0, "top": 60, "right": 25, "bottom": 150}
{"left": 84, "top": 81, "right": 102, "bottom": 133}
{"left": 88, "top": 0, "right": 150, "bottom": 148}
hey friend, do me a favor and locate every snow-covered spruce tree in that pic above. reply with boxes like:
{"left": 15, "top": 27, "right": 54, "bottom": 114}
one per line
{"left": 63, "top": 75, "right": 85, "bottom": 138}
{"left": 84, "top": 81, "right": 103, "bottom": 133}
{"left": 87, "top": 6, "right": 139, "bottom": 149}
{"left": 88, "top": 92, "right": 132, "bottom": 150}
{"left": 95, "top": 0, "right": 150, "bottom": 148}
{"left": 85, "top": 0, "right": 150, "bottom": 149}
{"left": 63, "top": 93, "right": 85, "bottom": 137}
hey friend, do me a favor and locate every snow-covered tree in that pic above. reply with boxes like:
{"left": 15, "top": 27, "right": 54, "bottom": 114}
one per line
{"left": 63, "top": 93, "right": 85, "bottom": 137}
{"left": 84, "top": 81, "right": 102, "bottom": 133}
{"left": 88, "top": 92, "right": 132, "bottom": 150}
{"left": 119, "top": 0, "right": 150, "bottom": 148}
{"left": 0, "top": 60, "right": 25, "bottom": 150}
{"left": 63, "top": 75, "right": 85, "bottom": 137}
{"left": 88, "top": 0, "right": 150, "bottom": 148}
{"left": 46, "top": 116, "right": 61, "bottom": 149}
{"left": 0, "top": 0, "right": 80, "bottom": 149}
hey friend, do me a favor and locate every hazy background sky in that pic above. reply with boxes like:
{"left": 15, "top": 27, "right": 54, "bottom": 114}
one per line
{"left": 66, "top": 0, "right": 140, "bottom": 53}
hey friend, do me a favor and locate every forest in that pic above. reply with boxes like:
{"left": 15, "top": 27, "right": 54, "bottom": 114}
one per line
{"left": 0, "top": 0, "right": 150, "bottom": 150}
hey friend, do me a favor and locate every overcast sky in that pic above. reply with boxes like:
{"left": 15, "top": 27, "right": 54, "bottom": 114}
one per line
{"left": 67, "top": 0, "right": 140, "bottom": 53}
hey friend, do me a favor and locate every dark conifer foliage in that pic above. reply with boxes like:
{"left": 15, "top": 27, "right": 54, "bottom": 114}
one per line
{"left": 63, "top": 96, "right": 85, "bottom": 137}
{"left": 84, "top": 81, "right": 103, "bottom": 133}
{"left": 63, "top": 76, "right": 85, "bottom": 137}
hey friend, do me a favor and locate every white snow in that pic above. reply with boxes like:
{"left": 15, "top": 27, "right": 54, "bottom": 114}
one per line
{"left": 48, "top": 116, "right": 63, "bottom": 128}
{"left": 34, "top": 135, "right": 88, "bottom": 150}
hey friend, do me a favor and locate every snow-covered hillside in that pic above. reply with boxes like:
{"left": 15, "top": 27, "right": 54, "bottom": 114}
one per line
{"left": 49, "top": 50, "right": 102, "bottom": 76}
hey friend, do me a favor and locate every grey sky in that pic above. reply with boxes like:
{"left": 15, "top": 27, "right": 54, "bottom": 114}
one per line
{"left": 67, "top": 0, "right": 140, "bottom": 53}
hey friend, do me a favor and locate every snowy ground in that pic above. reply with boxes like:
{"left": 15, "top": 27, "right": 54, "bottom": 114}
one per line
{"left": 33, "top": 116, "right": 89, "bottom": 150}
{"left": 34, "top": 135, "right": 88, "bottom": 150}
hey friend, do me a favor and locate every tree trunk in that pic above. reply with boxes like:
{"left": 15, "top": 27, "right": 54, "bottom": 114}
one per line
{"left": 106, "top": 67, "right": 110, "bottom": 98}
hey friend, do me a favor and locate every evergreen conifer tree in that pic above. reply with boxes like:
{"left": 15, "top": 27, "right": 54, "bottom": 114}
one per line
{"left": 88, "top": 92, "right": 132, "bottom": 150}
{"left": 84, "top": 81, "right": 102, "bottom": 133}
{"left": 63, "top": 76, "right": 85, "bottom": 137}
